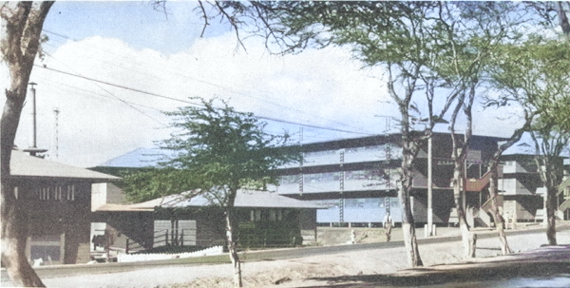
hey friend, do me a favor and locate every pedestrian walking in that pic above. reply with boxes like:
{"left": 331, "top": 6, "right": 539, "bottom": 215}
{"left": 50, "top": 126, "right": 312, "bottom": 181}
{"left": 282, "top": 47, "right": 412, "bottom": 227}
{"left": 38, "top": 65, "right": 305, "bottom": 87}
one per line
{"left": 383, "top": 212, "right": 394, "bottom": 242}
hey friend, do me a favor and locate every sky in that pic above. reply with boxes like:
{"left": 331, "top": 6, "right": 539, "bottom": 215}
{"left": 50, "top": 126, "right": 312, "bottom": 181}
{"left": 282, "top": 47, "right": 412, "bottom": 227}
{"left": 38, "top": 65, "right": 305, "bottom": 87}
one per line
{"left": 1, "top": 1, "right": 530, "bottom": 168}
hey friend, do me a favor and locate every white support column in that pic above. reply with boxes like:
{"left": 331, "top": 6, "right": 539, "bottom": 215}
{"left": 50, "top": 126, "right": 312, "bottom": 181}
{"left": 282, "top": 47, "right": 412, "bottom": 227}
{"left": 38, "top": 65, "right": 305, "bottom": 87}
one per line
{"left": 427, "top": 134, "right": 433, "bottom": 236}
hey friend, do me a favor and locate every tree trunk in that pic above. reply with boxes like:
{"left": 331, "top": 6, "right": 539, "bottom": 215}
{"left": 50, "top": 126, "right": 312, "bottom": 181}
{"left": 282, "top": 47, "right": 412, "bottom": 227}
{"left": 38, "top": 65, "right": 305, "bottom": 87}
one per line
{"left": 488, "top": 162, "right": 512, "bottom": 254}
{"left": 399, "top": 139, "right": 423, "bottom": 267}
{"left": 225, "top": 191, "right": 242, "bottom": 288}
{"left": 1, "top": 182, "right": 45, "bottom": 287}
{"left": 400, "top": 207, "right": 423, "bottom": 267}
{"left": 1, "top": 2, "right": 53, "bottom": 287}
{"left": 534, "top": 154, "right": 559, "bottom": 246}
{"left": 557, "top": 1, "right": 570, "bottom": 36}
{"left": 545, "top": 186, "right": 558, "bottom": 245}
{"left": 0, "top": 96, "right": 44, "bottom": 287}
{"left": 452, "top": 161, "right": 474, "bottom": 258}
{"left": 448, "top": 78, "right": 478, "bottom": 259}
{"left": 485, "top": 112, "right": 534, "bottom": 255}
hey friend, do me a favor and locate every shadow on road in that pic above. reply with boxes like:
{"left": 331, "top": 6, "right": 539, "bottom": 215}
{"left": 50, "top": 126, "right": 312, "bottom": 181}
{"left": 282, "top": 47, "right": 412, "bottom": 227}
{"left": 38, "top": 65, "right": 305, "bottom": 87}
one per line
{"left": 307, "top": 254, "right": 570, "bottom": 287}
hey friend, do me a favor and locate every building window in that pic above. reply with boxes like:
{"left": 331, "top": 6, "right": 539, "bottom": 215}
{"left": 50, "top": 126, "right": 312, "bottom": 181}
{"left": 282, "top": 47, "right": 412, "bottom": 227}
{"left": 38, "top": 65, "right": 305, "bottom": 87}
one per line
{"left": 30, "top": 234, "right": 63, "bottom": 263}
{"left": 54, "top": 186, "right": 63, "bottom": 200}
{"left": 66, "top": 184, "right": 75, "bottom": 201}
{"left": 39, "top": 187, "right": 50, "bottom": 200}
{"left": 251, "top": 210, "right": 262, "bottom": 221}
{"left": 37, "top": 184, "right": 76, "bottom": 201}
{"left": 280, "top": 175, "right": 298, "bottom": 185}
{"left": 269, "top": 209, "right": 276, "bottom": 221}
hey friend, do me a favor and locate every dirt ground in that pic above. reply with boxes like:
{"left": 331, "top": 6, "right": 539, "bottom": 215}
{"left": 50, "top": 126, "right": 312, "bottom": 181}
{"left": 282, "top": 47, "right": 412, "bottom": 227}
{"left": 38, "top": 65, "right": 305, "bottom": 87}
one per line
{"left": 167, "top": 224, "right": 570, "bottom": 288}
{"left": 37, "top": 224, "right": 569, "bottom": 288}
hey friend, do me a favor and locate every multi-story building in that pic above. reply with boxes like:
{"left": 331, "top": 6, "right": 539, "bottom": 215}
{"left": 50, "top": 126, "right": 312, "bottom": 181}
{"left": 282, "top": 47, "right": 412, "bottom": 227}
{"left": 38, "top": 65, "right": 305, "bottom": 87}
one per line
{"left": 274, "top": 132, "right": 564, "bottom": 228}
{"left": 98, "top": 133, "right": 568, "bottom": 230}
{"left": 497, "top": 154, "right": 548, "bottom": 223}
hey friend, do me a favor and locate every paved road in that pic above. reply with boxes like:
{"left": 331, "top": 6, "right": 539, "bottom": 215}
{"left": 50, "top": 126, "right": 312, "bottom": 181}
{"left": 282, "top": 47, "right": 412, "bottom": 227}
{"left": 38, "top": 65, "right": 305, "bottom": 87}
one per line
{"left": 2, "top": 225, "right": 568, "bottom": 286}
{"left": 314, "top": 245, "right": 570, "bottom": 288}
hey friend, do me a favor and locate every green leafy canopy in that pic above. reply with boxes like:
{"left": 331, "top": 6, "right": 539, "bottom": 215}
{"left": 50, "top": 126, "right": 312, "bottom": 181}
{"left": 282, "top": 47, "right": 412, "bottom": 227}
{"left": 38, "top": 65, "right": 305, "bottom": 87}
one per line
{"left": 123, "top": 98, "right": 299, "bottom": 204}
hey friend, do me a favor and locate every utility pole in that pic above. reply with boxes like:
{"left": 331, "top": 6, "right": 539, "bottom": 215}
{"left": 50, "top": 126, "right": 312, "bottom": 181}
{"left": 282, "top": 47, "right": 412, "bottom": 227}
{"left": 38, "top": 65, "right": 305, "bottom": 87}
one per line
{"left": 298, "top": 126, "right": 303, "bottom": 196}
{"left": 427, "top": 131, "right": 433, "bottom": 236}
{"left": 424, "top": 118, "right": 448, "bottom": 237}
{"left": 339, "top": 149, "right": 345, "bottom": 225}
{"left": 24, "top": 82, "right": 47, "bottom": 157}
{"left": 31, "top": 82, "right": 37, "bottom": 148}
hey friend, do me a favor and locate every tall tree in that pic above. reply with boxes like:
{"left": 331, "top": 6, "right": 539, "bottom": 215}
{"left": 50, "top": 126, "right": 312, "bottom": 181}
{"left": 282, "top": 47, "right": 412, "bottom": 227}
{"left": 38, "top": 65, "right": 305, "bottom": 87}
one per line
{"left": 1, "top": 2, "right": 53, "bottom": 287}
{"left": 0, "top": 3, "right": 277, "bottom": 286}
{"left": 487, "top": 36, "right": 570, "bottom": 246}
{"left": 157, "top": 98, "right": 296, "bottom": 288}
{"left": 530, "top": 122, "right": 570, "bottom": 245}
{"left": 209, "top": 1, "right": 533, "bottom": 267}
{"left": 431, "top": 2, "right": 527, "bottom": 257}
{"left": 485, "top": 120, "right": 533, "bottom": 255}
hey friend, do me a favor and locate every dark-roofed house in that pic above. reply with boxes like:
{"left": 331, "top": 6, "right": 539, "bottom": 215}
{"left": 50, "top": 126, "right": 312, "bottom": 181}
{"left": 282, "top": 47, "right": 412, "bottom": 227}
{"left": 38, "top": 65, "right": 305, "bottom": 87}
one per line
{"left": 93, "top": 190, "right": 323, "bottom": 252}
{"left": 9, "top": 149, "right": 119, "bottom": 265}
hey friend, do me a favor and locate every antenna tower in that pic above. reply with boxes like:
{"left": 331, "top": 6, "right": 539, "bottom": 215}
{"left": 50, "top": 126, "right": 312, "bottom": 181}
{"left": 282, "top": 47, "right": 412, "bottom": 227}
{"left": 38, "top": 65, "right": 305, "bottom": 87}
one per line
{"left": 53, "top": 108, "right": 59, "bottom": 159}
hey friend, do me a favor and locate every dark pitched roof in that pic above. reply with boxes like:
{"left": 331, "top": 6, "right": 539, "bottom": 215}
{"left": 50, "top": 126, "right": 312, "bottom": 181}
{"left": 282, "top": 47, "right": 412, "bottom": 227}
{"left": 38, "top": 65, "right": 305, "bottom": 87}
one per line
{"left": 140, "top": 190, "right": 323, "bottom": 209}
{"left": 10, "top": 150, "right": 119, "bottom": 182}
{"left": 96, "top": 189, "right": 323, "bottom": 212}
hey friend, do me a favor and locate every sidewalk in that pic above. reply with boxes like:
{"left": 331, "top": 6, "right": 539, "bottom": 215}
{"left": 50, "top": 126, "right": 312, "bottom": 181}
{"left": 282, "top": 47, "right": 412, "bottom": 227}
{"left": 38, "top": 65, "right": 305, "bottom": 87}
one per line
{"left": 317, "top": 221, "right": 561, "bottom": 246}
{"left": 309, "top": 245, "right": 570, "bottom": 288}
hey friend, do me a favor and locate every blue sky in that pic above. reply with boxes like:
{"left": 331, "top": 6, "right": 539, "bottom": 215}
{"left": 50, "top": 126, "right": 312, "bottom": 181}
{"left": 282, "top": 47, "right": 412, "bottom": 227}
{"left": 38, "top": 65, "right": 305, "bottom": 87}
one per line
{"left": 44, "top": 1, "right": 214, "bottom": 55}
{"left": 1, "top": 1, "right": 539, "bottom": 167}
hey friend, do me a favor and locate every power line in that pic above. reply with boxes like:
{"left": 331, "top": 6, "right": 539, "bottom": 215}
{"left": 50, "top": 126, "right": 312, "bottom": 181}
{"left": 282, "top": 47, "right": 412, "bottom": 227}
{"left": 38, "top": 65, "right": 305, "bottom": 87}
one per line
{"left": 35, "top": 75, "right": 166, "bottom": 113}
{"left": 42, "top": 28, "right": 375, "bottom": 134}
{"left": 35, "top": 65, "right": 375, "bottom": 136}
{"left": 38, "top": 65, "right": 197, "bottom": 106}
{"left": 44, "top": 29, "right": 76, "bottom": 42}
{"left": 36, "top": 73, "right": 371, "bottom": 139}
{"left": 38, "top": 53, "right": 166, "bottom": 126}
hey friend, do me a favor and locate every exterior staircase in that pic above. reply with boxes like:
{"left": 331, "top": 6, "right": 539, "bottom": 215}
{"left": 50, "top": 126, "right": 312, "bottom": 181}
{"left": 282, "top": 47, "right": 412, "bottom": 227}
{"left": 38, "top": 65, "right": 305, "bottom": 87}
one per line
{"left": 465, "top": 170, "right": 502, "bottom": 192}
{"left": 559, "top": 198, "right": 570, "bottom": 213}
{"left": 474, "top": 196, "right": 503, "bottom": 227}
{"left": 558, "top": 198, "right": 570, "bottom": 220}
{"left": 463, "top": 169, "right": 504, "bottom": 227}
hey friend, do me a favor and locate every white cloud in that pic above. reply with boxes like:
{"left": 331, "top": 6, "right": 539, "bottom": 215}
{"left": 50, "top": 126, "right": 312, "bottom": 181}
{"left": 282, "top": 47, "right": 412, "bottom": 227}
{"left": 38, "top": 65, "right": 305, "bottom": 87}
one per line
{"left": 2, "top": 32, "right": 529, "bottom": 168}
{"left": 2, "top": 33, "right": 394, "bottom": 167}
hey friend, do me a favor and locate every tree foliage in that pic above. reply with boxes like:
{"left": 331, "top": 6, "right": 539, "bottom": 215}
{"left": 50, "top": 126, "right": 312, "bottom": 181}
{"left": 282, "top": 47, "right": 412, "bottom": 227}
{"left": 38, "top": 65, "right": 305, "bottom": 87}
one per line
{"left": 530, "top": 125, "right": 569, "bottom": 246}
{"left": 205, "top": 0, "right": 532, "bottom": 267}
{"left": 487, "top": 35, "right": 570, "bottom": 245}
{"left": 488, "top": 36, "right": 570, "bottom": 131}
{"left": 120, "top": 168, "right": 198, "bottom": 203}
{"left": 125, "top": 97, "right": 297, "bottom": 287}
{"left": 525, "top": 1, "right": 570, "bottom": 36}
{"left": 122, "top": 98, "right": 297, "bottom": 202}
{"left": 428, "top": 2, "right": 526, "bottom": 258}
{"left": 2, "top": 2, "right": 570, "bottom": 287}
{"left": 159, "top": 98, "right": 297, "bottom": 197}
